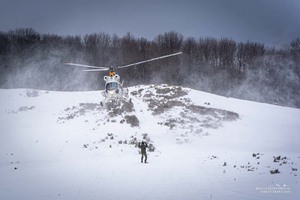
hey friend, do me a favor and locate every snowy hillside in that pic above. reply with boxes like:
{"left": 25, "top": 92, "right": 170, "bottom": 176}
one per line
{"left": 0, "top": 84, "right": 299, "bottom": 200}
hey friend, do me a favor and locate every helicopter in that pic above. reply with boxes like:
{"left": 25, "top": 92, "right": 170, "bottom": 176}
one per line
{"left": 65, "top": 52, "right": 182, "bottom": 106}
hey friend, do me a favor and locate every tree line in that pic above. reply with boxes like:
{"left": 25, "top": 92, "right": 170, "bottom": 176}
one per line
{"left": 0, "top": 28, "right": 299, "bottom": 107}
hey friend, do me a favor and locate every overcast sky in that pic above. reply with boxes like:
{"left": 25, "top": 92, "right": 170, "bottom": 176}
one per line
{"left": 1, "top": 0, "right": 299, "bottom": 47}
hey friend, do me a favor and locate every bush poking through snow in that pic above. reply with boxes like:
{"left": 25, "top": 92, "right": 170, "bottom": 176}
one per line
{"left": 18, "top": 106, "right": 35, "bottom": 112}
{"left": 148, "top": 143, "right": 155, "bottom": 152}
{"left": 121, "top": 100, "right": 134, "bottom": 112}
{"left": 270, "top": 169, "right": 280, "bottom": 174}
{"left": 26, "top": 89, "right": 39, "bottom": 97}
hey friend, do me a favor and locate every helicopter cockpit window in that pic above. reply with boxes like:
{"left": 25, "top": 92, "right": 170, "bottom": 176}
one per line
{"left": 106, "top": 82, "right": 119, "bottom": 91}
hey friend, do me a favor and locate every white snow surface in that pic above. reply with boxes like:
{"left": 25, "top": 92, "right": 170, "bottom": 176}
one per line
{"left": 0, "top": 84, "right": 299, "bottom": 200}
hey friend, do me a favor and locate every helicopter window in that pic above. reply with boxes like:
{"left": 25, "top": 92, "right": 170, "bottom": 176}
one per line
{"left": 106, "top": 82, "right": 119, "bottom": 90}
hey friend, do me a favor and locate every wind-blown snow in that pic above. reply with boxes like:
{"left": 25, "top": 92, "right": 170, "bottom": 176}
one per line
{"left": 0, "top": 85, "right": 299, "bottom": 200}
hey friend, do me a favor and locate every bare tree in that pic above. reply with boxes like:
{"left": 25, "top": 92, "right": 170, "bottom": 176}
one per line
{"left": 154, "top": 31, "right": 183, "bottom": 84}
{"left": 198, "top": 37, "right": 218, "bottom": 66}
{"left": 218, "top": 38, "right": 236, "bottom": 68}
{"left": 237, "top": 41, "right": 264, "bottom": 70}
{"left": 290, "top": 38, "right": 300, "bottom": 62}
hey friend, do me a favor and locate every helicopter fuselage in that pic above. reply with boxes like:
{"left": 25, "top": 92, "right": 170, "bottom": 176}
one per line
{"left": 102, "top": 74, "right": 127, "bottom": 100}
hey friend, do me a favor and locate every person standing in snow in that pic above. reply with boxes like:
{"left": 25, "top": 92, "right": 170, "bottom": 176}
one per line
{"left": 139, "top": 141, "right": 148, "bottom": 163}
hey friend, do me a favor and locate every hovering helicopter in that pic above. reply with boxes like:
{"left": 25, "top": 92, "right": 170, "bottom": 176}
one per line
{"left": 65, "top": 52, "right": 182, "bottom": 106}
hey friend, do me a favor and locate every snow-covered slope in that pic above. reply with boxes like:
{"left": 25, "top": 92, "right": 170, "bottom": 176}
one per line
{"left": 0, "top": 85, "right": 299, "bottom": 200}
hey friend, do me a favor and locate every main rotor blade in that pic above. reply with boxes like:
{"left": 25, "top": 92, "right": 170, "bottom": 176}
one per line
{"left": 82, "top": 69, "right": 109, "bottom": 72}
{"left": 65, "top": 63, "right": 108, "bottom": 69}
{"left": 118, "top": 52, "right": 182, "bottom": 69}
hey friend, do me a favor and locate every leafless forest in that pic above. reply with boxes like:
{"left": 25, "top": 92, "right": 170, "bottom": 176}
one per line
{"left": 0, "top": 28, "right": 299, "bottom": 107}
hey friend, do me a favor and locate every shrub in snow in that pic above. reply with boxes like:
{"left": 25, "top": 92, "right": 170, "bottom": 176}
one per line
{"left": 148, "top": 144, "right": 155, "bottom": 152}
{"left": 270, "top": 169, "right": 280, "bottom": 174}
{"left": 129, "top": 137, "right": 137, "bottom": 145}
{"left": 125, "top": 115, "right": 139, "bottom": 127}
{"left": 26, "top": 89, "right": 39, "bottom": 97}
{"left": 121, "top": 100, "right": 134, "bottom": 112}
{"left": 18, "top": 106, "right": 35, "bottom": 112}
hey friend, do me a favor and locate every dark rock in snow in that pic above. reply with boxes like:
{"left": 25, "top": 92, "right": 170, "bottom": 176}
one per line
{"left": 125, "top": 115, "right": 139, "bottom": 127}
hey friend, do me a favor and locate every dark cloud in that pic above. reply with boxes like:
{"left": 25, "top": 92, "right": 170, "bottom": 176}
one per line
{"left": 1, "top": 0, "right": 299, "bottom": 47}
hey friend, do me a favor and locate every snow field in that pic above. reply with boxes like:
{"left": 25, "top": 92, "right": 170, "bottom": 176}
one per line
{"left": 0, "top": 85, "right": 299, "bottom": 200}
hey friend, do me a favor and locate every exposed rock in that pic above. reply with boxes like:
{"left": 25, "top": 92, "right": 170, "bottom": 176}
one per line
{"left": 125, "top": 115, "right": 139, "bottom": 127}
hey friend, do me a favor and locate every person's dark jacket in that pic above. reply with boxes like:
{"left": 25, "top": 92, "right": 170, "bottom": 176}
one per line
{"left": 139, "top": 142, "right": 148, "bottom": 154}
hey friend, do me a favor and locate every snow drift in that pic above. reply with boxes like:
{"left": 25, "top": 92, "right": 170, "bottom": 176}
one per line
{"left": 0, "top": 84, "right": 299, "bottom": 200}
